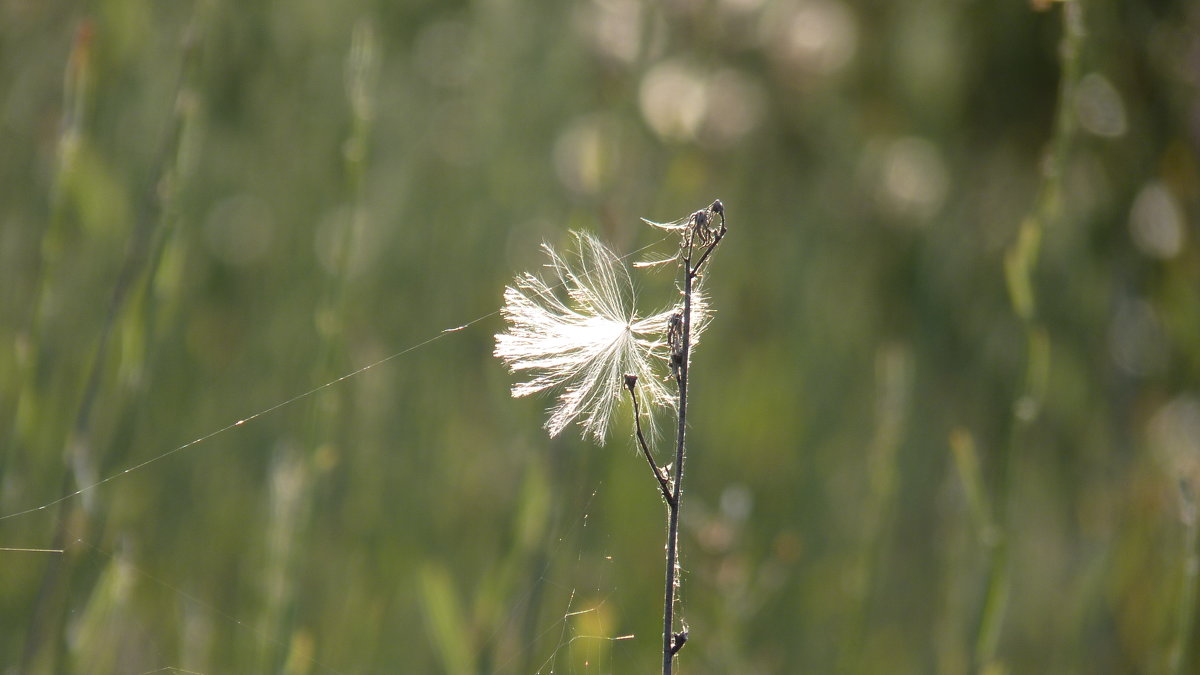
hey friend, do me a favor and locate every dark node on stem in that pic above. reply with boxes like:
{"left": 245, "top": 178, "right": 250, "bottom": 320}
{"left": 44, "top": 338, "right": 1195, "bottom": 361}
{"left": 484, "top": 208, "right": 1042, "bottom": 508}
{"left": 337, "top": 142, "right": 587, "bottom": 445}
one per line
{"left": 667, "top": 312, "right": 684, "bottom": 354}
{"left": 685, "top": 202, "right": 725, "bottom": 252}
{"left": 624, "top": 373, "right": 638, "bottom": 392}
{"left": 667, "top": 311, "right": 685, "bottom": 380}
{"left": 670, "top": 628, "right": 688, "bottom": 655}
{"left": 709, "top": 200, "right": 726, "bottom": 236}
{"left": 688, "top": 200, "right": 726, "bottom": 277}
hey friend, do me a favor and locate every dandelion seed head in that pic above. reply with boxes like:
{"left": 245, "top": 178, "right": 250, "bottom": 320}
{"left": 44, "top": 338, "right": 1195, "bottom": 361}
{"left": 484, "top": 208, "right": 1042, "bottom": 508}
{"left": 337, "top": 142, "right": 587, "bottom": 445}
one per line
{"left": 495, "top": 231, "right": 707, "bottom": 444}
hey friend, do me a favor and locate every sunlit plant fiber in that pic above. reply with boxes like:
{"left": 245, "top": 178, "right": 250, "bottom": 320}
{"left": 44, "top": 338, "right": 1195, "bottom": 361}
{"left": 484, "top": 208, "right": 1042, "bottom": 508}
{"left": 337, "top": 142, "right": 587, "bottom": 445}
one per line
{"left": 495, "top": 200, "right": 726, "bottom": 674}
{"left": 494, "top": 230, "right": 708, "bottom": 443}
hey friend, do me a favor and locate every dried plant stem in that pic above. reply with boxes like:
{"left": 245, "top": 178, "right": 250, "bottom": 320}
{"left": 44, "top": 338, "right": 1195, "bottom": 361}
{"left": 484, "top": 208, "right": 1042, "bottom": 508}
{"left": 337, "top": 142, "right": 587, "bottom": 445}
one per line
{"left": 661, "top": 205, "right": 725, "bottom": 675}
{"left": 626, "top": 376, "right": 674, "bottom": 505}
{"left": 662, "top": 269, "right": 691, "bottom": 674}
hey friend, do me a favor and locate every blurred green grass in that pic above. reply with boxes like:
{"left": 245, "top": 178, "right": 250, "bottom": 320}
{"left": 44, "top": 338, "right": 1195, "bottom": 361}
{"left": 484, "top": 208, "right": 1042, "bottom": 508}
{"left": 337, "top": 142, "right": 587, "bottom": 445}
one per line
{"left": 2, "top": 0, "right": 1199, "bottom": 673}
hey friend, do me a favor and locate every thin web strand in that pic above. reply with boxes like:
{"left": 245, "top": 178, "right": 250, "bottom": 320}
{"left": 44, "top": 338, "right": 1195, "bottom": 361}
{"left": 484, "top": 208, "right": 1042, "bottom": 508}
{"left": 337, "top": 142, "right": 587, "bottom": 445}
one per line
{"left": 0, "top": 234, "right": 672, "bottom": 523}
{"left": 483, "top": 486, "right": 634, "bottom": 675}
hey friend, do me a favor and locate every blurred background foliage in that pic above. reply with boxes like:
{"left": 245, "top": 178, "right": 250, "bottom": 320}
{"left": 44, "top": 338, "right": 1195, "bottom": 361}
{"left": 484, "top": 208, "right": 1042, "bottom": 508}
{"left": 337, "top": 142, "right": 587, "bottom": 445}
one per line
{"left": 1, "top": 0, "right": 1198, "bottom": 672}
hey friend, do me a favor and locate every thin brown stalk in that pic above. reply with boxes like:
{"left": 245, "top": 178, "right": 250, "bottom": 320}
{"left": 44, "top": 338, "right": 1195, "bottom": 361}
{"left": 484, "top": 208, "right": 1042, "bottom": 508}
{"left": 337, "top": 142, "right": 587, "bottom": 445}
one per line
{"left": 626, "top": 375, "right": 675, "bottom": 506}
{"left": 662, "top": 201, "right": 725, "bottom": 675}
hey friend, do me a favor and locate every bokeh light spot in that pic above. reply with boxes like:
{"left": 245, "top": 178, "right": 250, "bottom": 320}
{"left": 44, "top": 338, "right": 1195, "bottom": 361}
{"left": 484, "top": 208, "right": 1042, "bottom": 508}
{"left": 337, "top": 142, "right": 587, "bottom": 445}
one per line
{"left": 877, "top": 136, "right": 949, "bottom": 222}
{"left": 575, "top": 0, "right": 645, "bottom": 66}
{"left": 1149, "top": 395, "right": 1200, "bottom": 520}
{"left": 639, "top": 59, "right": 708, "bottom": 142}
{"left": 1129, "top": 181, "right": 1185, "bottom": 259}
{"left": 767, "top": 0, "right": 858, "bottom": 80}
{"left": 1074, "top": 73, "right": 1127, "bottom": 138}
